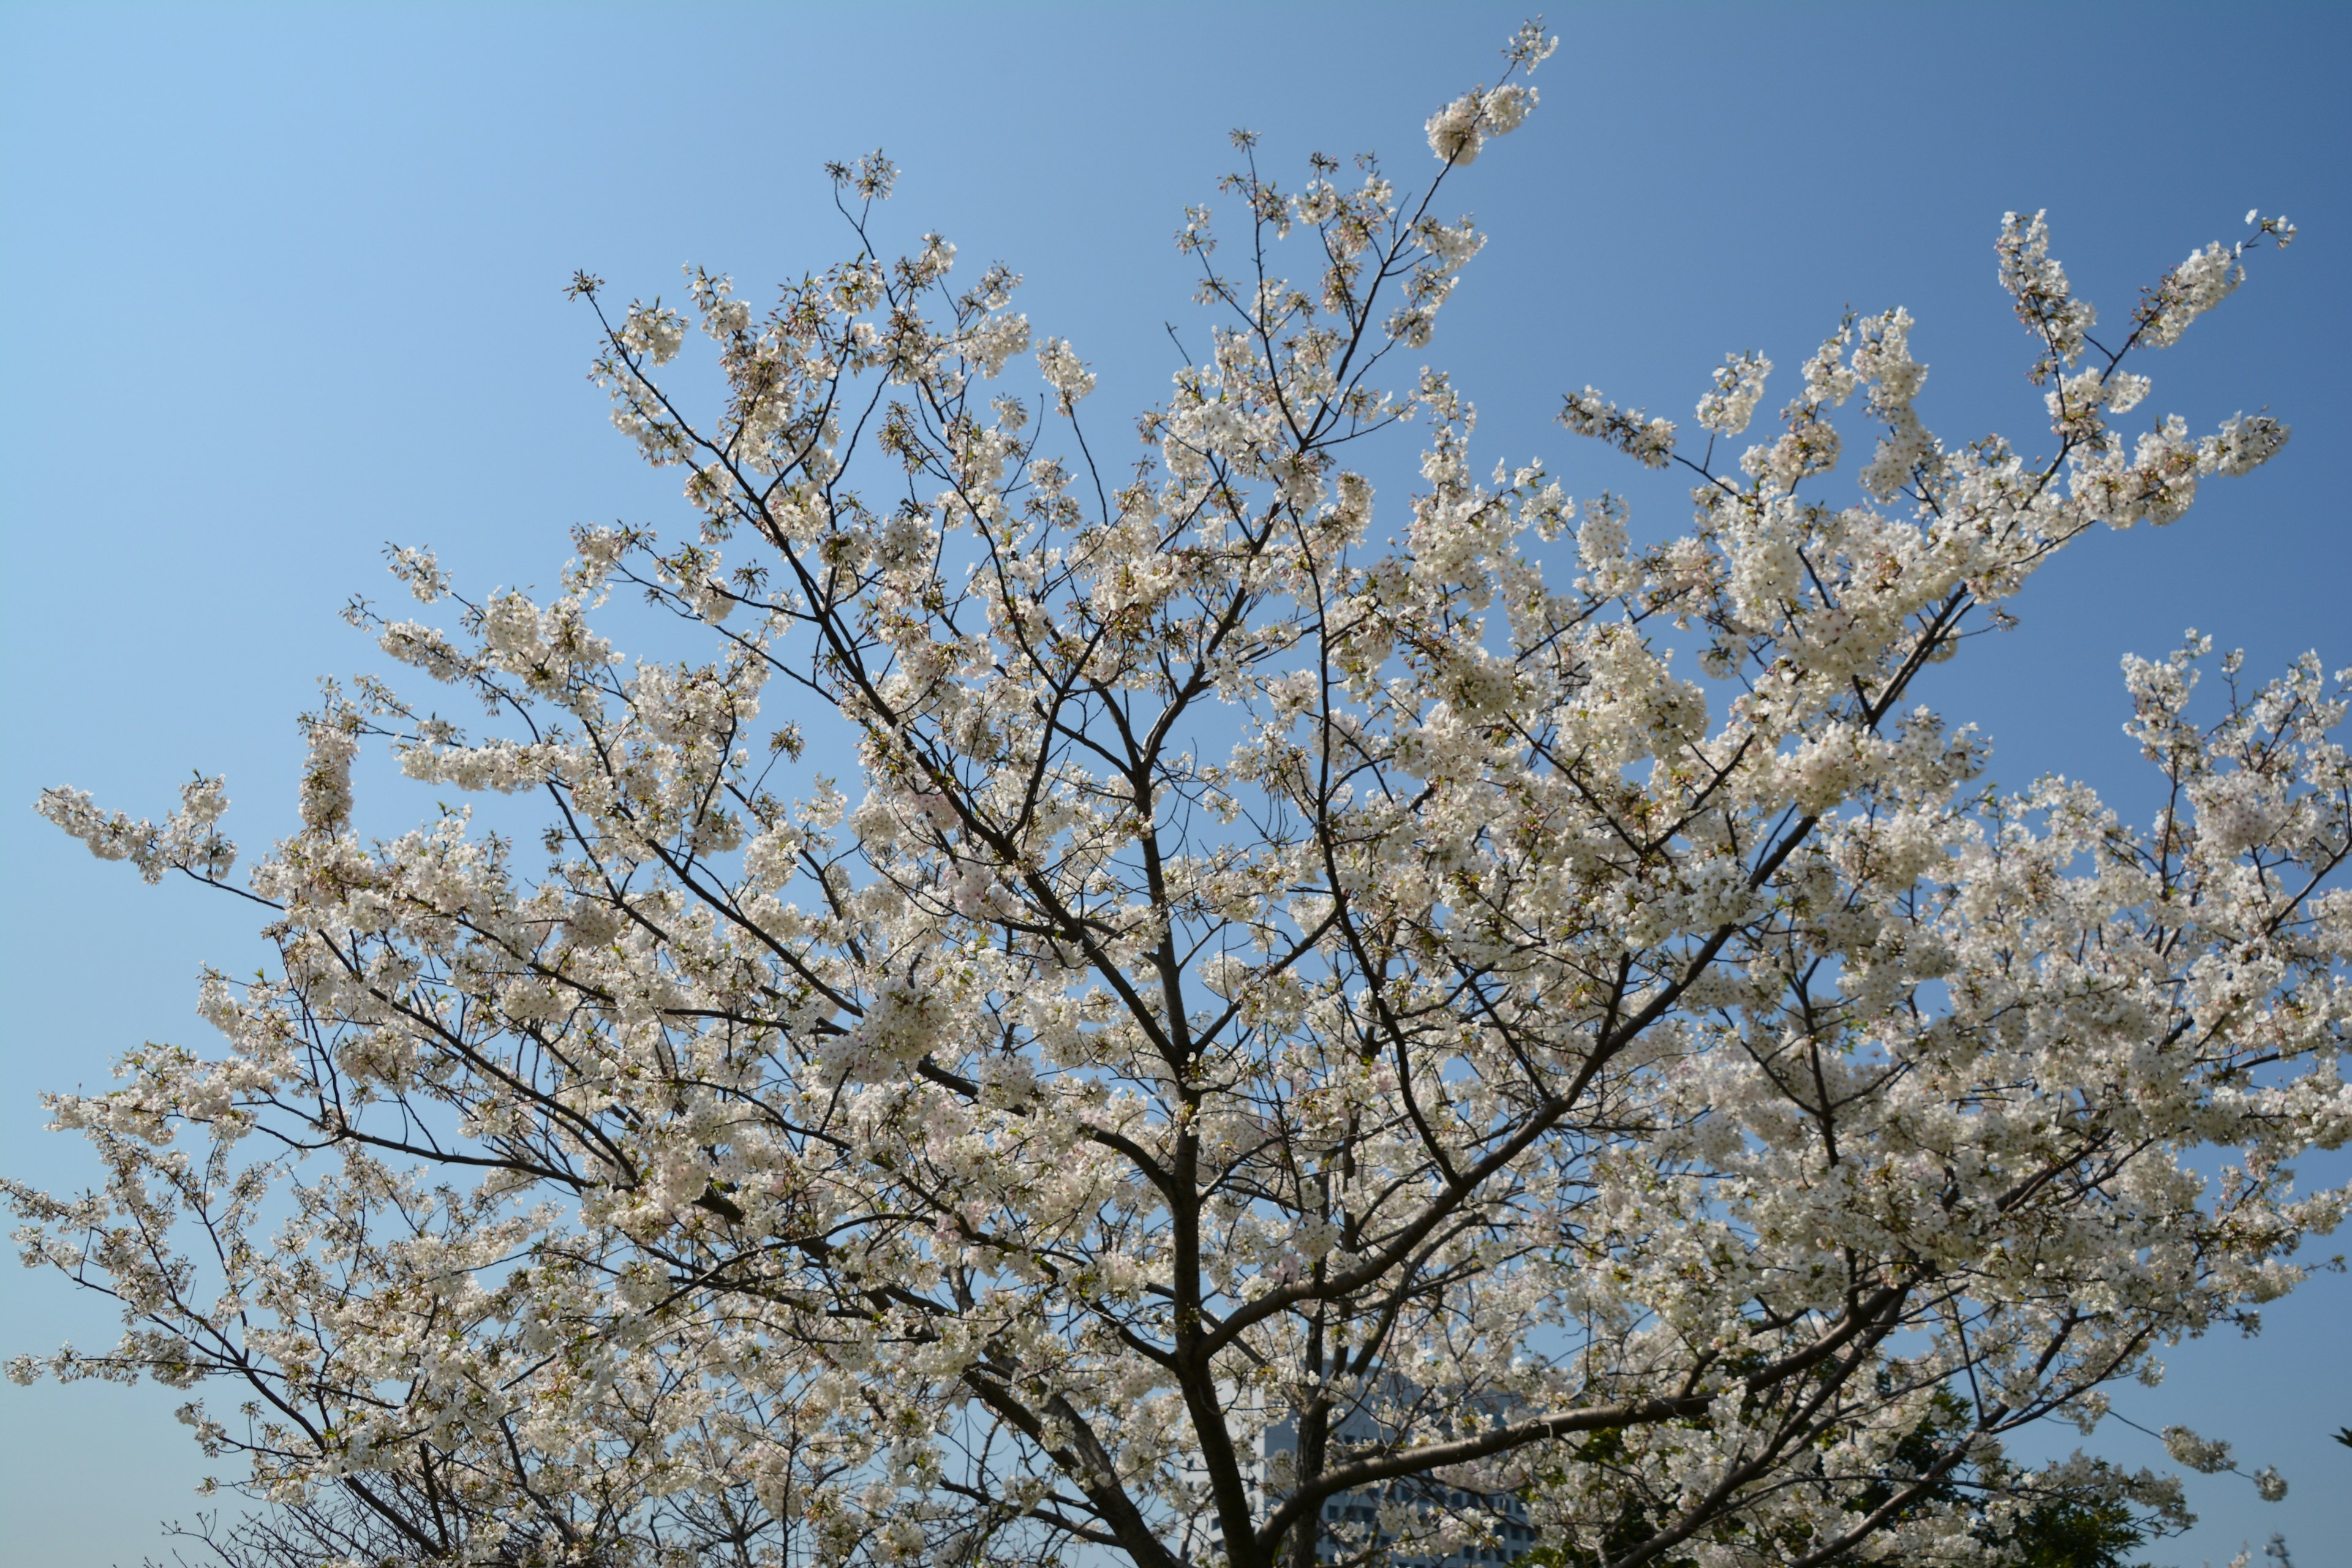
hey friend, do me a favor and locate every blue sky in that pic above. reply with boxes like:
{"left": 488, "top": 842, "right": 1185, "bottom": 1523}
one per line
{"left": 3, "top": 2, "right": 2347, "bottom": 1562}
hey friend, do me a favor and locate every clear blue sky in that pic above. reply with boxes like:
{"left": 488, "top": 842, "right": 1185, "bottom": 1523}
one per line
{"left": 4, "top": 3, "right": 2347, "bottom": 1563}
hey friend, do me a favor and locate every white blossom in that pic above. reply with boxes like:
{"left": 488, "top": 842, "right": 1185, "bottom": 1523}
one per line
{"left": 2162, "top": 1425, "right": 2236, "bottom": 1473}
{"left": 1695, "top": 350, "right": 1772, "bottom": 436}
{"left": 1035, "top": 335, "right": 1096, "bottom": 410}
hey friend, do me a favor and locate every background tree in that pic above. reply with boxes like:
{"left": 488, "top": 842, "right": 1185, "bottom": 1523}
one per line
{"left": 10, "top": 20, "right": 2345, "bottom": 1568}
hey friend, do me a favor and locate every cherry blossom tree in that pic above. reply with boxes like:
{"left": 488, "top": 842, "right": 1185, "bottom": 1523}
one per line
{"left": 10, "top": 20, "right": 2346, "bottom": 1568}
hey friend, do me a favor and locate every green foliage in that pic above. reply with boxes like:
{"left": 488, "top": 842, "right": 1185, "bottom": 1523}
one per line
{"left": 1996, "top": 1493, "right": 2147, "bottom": 1568}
